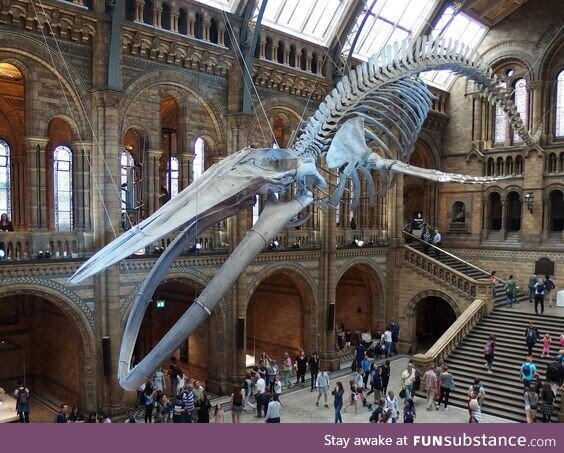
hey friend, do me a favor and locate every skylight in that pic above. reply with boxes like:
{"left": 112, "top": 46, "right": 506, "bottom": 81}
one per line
{"left": 344, "top": 0, "right": 437, "bottom": 60}
{"left": 256, "top": 0, "right": 352, "bottom": 46}
{"left": 420, "top": 5, "right": 488, "bottom": 89}
{"left": 193, "top": 0, "right": 240, "bottom": 13}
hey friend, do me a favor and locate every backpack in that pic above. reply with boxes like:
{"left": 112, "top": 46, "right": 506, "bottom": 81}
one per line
{"left": 17, "top": 389, "right": 29, "bottom": 405}
{"left": 545, "top": 280, "right": 555, "bottom": 291}
{"left": 404, "top": 408, "right": 414, "bottom": 423}
{"left": 535, "top": 283, "right": 545, "bottom": 294}
{"left": 522, "top": 363, "right": 531, "bottom": 376}
{"left": 483, "top": 341, "right": 492, "bottom": 355}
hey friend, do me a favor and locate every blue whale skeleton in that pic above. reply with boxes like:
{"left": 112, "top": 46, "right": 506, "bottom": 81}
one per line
{"left": 69, "top": 36, "right": 538, "bottom": 391}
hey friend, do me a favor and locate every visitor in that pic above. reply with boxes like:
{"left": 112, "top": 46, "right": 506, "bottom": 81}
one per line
{"left": 439, "top": 365, "right": 455, "bottom": 410}
{"left": 265, "top": 394, "right": 281, "bottom": 423}
{"left": 423, "top": 365, "right": 438, "bottom": 411}
{"left": 483, "top": 334, "right": 495, "bottom": 373}
{"left": 533, "top": 276, "right": 546, "bottom": 315}
{"left": 309, "top": 352, "right": 320, "bottom": 392}
{"left": 332, "top": 381, "right": 344, "bottom": 423}
{"left": 505, "top": 274, "right": 517, "bottom": 308}
{"left": 295, "top": 350, "right": 308, "bottom": 386}
{"left": 525, "top": 322, "right": 540, "bottom": 356}
{"left": 14, "top": 381, "right": 30, "bottom": 423}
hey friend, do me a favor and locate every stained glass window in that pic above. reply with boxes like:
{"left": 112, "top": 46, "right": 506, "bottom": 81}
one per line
{"left": 54, "top": 145, "right": 73, "bottom": 231}
{"left": 0, "top": 139, "right": 11, "bottom": 218}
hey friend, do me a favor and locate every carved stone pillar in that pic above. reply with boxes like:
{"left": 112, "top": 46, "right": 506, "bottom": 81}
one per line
{"left": 72, "top": 143, "right": 92, "bottom": 231}
{"left": 25, "top": 138, "right": 48, "bottom": 230}
{"left": 171, "top": 12, "right": 179, "bottom": 32}
{"left": 283, "top": 42, "right": 290, "bottom": 65}
{"left": 500, "top": 200, "right": 507, "bottom": 240}
{"left": 187, "top": 12, "right": 195, "bottom": 37}
{"left": 203, "top": 13, "right": 211, "bottom": 41}
{"left": 145, "top": 149, "right": 163, "bottom": 216}
{"left": 259, "top": 37, "right": 266, "bottom": 59}
{"left": 218, "top": 24, "right": 225, "bottom": 46}
{"left": 153, "top": 6, "right": 162, "bottom": 28}
{"left": 178, "top": 152, "right": 194, "bottom": 190}
{"left": 306, "top": 50, "right": 312, "bottom": 72}
{"left": 135, "top": 0, "right": 144, "bottom": 22}
{"left": 316, "top": 55, "right": 323, "bottom": 76}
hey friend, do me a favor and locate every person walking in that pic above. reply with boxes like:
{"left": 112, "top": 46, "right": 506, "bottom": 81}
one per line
{"left": 483, "top": 334, "right": 495, "bottom": 373}
{"left": 383, "top": 390, "right": 399, "bottom": 423}
{"left": 525, "top": 322, "right": 540, "bottom": 356}
{"left": 505, "top": 275, "right": 517, "bottom": 308}
{"left": 423, "top": 366, "right": 438, "bottom": 410}
{"left": 541, "top": 333, "right": 552, "bottom": 358}
{"left": 533, "top": 277, "right": 546, "bottom": 315}
{"left": 439, "top": 365, "right": 455, "bottom": 410}
{"left": 315, "top": 368, "right": 330, "bottom": 408}
{"left": 403, "top": 398, "right": 416, "bottom": 423}
{"left": 528, "top": 272, "right": 537, "bottom": 303}
{"left": 540, "top": 382, "right": 555, "bottom": 423}
{"left": 265, "top": 394, "right": 281, "bottom": 423}
{"left": 544, "top": 275, "right": 556, "bottom": 308}
{"left": 468, "top": 391, "right": 482, "bottom": 423}
{"left": 282, "top": 353, "right": 293, "bottom": 389}
{"left": 331, "top": 381, "right": 344, "bottom": 423}
{"left": 309, "top": 352, "right": 320, "bottom": 392}
{"left": 400, "top": 363, "right": 416, "bottom": 400}
{"left": 520, "top": 356, "right": 537, "bottom": 388}
{"left": 14, "top": 382, "right": 30, "bottom": 423}
{"left": 433, "top": 229, "right": 442, "bottom": 258}
{"left": 523, "top": 386, "right": 538, "bottom": 423}
{"left": 381, "top": 359, "right": 391, "bottom": 394}
{"left": 295, "top": 350, "right": 308, "bottom": 386}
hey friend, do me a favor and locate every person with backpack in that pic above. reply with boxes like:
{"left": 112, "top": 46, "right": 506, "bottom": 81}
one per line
{"left": 523, "top": 386, "right": 539, "bottom": 423}
{"left": 528, "top": 272, "right": 537, "bottom": 303}
{"left": 543, "top": 275, "right": 556, "bottom": 308}
{"left": 505, "top": 275, "right": 517, "bottom": 308}
{"left": 14, "top": 381, "right": 30, "bottom": 423}
{"left": 533, "top": 277, "right": 546, "bottom": 315}
{"left": 525, "top": 322, "right": 540, "bottom": 356}
{"left": 483, "top": 334, "right": 495, "bottom": 373}
{"left": 520, "top": 356, "right": 537, "bottom": 387}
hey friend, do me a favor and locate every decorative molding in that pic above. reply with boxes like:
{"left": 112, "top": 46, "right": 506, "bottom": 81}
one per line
{"left": 0, "top": 276, "right": 94, "bottom": 326}
{"left": 122, "top": 25, "right": 232, "bottom": 78}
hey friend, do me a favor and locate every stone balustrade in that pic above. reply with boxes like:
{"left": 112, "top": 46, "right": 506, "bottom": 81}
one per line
{"left": 402, "top": 245, "right": 492, "bottom": 301}
{"left": 412, "top": 297, "right": 489, "bottom": 373}
{"left": 0, "top": 231, "right": 90, "bottom": 261}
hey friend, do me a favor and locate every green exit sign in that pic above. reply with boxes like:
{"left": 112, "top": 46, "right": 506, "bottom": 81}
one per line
{"left": 156, "top": 300, "right": 166, "bottom": 308}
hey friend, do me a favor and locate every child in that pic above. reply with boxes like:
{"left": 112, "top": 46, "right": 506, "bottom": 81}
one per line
{"left": 213, "top": 404, "right": 224, "bottom": 423}
{"left": 542, "top": 333, "right": 552, "bottom": 358}
{"left": 560, "top": 332, "right": 564, "bottom": 347}
{"left": 273, "top": 374, "right": 282, "bottom": 396}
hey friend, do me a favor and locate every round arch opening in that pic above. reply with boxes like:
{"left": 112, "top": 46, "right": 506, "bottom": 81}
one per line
{"left": 134, "top": 280, "right": 210, "bottom": 385}
{"left": 0, "top": 293, "right": 84, "bottom": 409}
{"left": 415, "top": 296, "right": 456, "bottom": 351}
{"left": 335, "top": 265, "right": 381, "bottom": 350}
{"left": 246, "top": 272, "right": 313, "bottom": 366}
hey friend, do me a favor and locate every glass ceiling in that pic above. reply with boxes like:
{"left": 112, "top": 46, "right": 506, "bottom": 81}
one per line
{"left": 420, "top": 5, "right": 488, "bottom": 89}
{"left": 193, "top": 0, "right": 489, "bottom": 90}
{"left": 343, "top": 0, "right": 436, "bottom": 60}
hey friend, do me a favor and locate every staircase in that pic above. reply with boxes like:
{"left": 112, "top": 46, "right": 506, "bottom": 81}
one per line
{"left": 405, "top": 239, "right": 562, "bottom": 422}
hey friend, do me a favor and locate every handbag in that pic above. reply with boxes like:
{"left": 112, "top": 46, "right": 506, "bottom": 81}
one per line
{"left": 399, "top": 388, "right": 406, "bottom": 399}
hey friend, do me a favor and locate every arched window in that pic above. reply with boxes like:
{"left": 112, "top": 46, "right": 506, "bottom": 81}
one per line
{"left": 0, "top": 139, "right": 11, "bottom": 218}
{"left": 265, "top": 37, "right": 273, "bottom": 60}
{"left": 210, "top": 18, "right": 218, "bottom": 44}
{"left": 555, "top": 71, "right": 564, "bottom": 137}
{"left": 53, "top": 145, "right": 73, "bottom": 231}
{"left": 193, "top": 138, "right": 205, "bottom": 181}
{"left": 169, "top": 156, "right": 179, "bottom": 198}
{"left": 496, "top": 157, "right": 504, "bottom": 176}
{"left": 311, "top": 52, "right": 318, "bottom": 74}
{"left": 277, "top": 41, "right": 284, "bottom": 64}
{"left": 300, "top": 48, "right": 307, "bottom": 71}
{"left": 546, "top": 153, "right": 557, "bottom": 173}
{"left": 125, "top": 0, "right": 136, "bottom": 21}
{"left": 120, "top": 150, "right": 135, "bottom": 211}
{"left": 515, "top": 155, "right": 524, "bottom": 175}
{"left": 513, "top": 78, "right": 528, "bottom": 142}
{"left": 506, "top": 191, "right": 521, "bottom": 231}
{"left": 194, "top": 13, "right": 203, "bottom": 39}
{"left": 549, "top": 190, "right": 564, "bottom": 232}
{"left": 486, "top": 157, "right": 494, "bottom": 176}
{"left": 178, "top": 9, "right": 187, "bottom": 35}
{"left": 143, "top": 0, "right": 153, "bottom": 25}
{"left": 560, "top": 152, "right": 564, "bottom": 172}
{"left": 494, "top": 82, "right": 507, "bottom": 144}
{"left": 505, "top": 156, "right": 513, "bottom": 176}
{"left": 289, "top": 45, "right": 296, "bottom": 68}
{"left": 161, "top": 3, "right": 171, "bottom": 30}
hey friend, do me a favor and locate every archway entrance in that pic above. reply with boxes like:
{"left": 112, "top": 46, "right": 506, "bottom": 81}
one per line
{"left": 246, "top": 272, "right": 312, "bottom": 364}
{"left": 135, "top": 280, "right": 210, "bottom": 383}
{"left": 0, "top": 294, "right": 83, "bottom": 406}
{"left": 415, "top": 296, "right": 456, "bottom": 351}
{"left": 335, "top": 265, "right": 381, "bottom": 349}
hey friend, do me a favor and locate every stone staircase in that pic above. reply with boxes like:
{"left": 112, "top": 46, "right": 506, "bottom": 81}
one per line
{"left": 405, "top": 239, "right": 562, "bottom": 422}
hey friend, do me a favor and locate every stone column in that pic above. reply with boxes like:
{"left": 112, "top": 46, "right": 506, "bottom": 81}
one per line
{"left": 272, "top": 42, "right": 279, "bottom": 62}
{"left": 500, "top": 200, "right": 507, "bottom": 240}
{"left": 258, "top": 37, "right": 266, "bottom": 59}
{"left": 135, "top": 0, "right": 144, "bottom": 22}
{"left": 218, "top": 23, "right": 225, "bottom": 46}
{"left": 203, "top": 13, "right": 211, "bottom": 42}
{"left": 306, "top": 50, "right": 312, "bottom": 73}
{"left": 283, "top": 42, "right": 290, "bottom": 66}
{"left": 171, "top": 12, "right": 179, "bottom": 33}
{"left": 10, "top": 155, "right": 26, "bottom": 228}
{"left": 25, "top": 138, "right": 48, "bottom": 230}
{"left": 145, "top": 149, "right": 163, "bottom": 216}
{"left": 72, "top": 142, "right": 93, "bottom": 231}
{"left": 529, "top": 80, "right": 545, "bottom": 143}
{"left": 178, "top": 151, "right": 194, "bottom": 190}
{"left": 187, "top": 12, "right": 195, "bottom": 37}
{"left": 153, "top": 6, "right": 162, "bottom": 28}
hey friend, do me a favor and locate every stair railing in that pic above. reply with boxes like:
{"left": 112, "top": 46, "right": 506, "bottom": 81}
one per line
{"left": 412, "top": 298, "right": 489, "bottom": 373}
{"left": 403, "top": 229, "right": 506, "bottom": 281}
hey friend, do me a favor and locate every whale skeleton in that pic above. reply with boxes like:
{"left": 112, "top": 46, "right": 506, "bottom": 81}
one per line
{"left": 68, "top": 36, "right": 539, "bottom": 391}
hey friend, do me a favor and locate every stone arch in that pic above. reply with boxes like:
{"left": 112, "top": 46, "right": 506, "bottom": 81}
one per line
{"left": 120, "top": 70, "right": 226, "bottom": 148}
{"left": 481, "top": 40, "right": 536, "bottom": 72}
{"left": 45, "top": 114, "right": 81, "bottom": 144}
{"left": 404, "top": 289, "right": 461, "bottom": 352}
{"left": 245, "top": 262, "right": 318, "bottom": 358}
{"left": 246, "top": 104, "right": 304, "bottom": 148}
{"left": 0, "top": 35, "right": 91, "bottom": 139}
{"left": 0, "top": 279, "right": 96, "bottom": 407}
